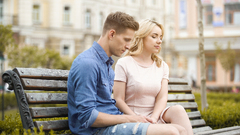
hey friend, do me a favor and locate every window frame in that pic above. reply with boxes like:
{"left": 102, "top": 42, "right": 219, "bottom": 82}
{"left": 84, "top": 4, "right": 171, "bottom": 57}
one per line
{"left": 203, "top": 5, "right": 213, "bottom": 25}
{"left": 206, "top": 56, "right": 216, "bottom": 82}
{"left": 224, "top": 3, "right": 240, "bottom": 25}
{"left": 85, "top": 9, "right": 91, "bottom": 29}
{"left": 63, "top": 6, "right": 71, "bottom": 25}
{"left": 32, "top": 4, "right": 41, "bottom": 24}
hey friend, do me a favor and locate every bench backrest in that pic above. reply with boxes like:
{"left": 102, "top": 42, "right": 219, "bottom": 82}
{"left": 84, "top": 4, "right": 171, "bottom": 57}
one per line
{"left": 2, "top": 67, "right": 212, "bottom": 134}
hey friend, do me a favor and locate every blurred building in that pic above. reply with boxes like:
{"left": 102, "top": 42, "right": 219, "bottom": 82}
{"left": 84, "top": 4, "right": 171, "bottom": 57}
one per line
{"left": 1, "top": 0, "right": 171, "bottom": 56}
{"left": 172, "top": 0, "right": 240, "bottom": 90}
{"left": 1, "top": 0, "right": 177, "bottom": 70}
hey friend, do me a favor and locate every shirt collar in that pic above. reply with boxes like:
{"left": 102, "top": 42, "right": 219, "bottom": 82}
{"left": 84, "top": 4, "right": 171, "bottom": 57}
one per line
{"left": 92, "top": 41, "right": 114, "bottom": 66}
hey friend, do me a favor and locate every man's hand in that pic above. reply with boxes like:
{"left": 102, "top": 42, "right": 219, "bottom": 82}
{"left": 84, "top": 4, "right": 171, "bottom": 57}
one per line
{"left": 124, "top": 114, "right": 154, "bottom": 123}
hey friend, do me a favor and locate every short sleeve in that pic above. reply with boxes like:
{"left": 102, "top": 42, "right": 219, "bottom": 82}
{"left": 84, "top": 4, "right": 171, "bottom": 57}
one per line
{"left": 114, "top": 59, "right": 127, "bottom": 82}
{"left": 162, "top": 61, "right": 169, "bottom": 81}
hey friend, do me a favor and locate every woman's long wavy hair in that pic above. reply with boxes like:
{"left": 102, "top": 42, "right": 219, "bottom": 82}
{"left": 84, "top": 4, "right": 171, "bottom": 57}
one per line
{"left": 125, "top": 19, "right": 164, "bottom": 67}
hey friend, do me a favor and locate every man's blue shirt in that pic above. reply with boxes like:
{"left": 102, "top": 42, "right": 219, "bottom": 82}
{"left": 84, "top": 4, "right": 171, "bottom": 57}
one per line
{"left": 67, "top": 42, "right": 122, "bottom": 135}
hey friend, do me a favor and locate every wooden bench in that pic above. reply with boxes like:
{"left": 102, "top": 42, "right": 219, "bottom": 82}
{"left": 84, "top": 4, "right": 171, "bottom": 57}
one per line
{"left": 2, "top": 67, "right": 240, "bottom": 134}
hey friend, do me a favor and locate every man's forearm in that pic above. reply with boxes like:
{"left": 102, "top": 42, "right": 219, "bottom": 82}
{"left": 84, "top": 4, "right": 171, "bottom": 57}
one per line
{"left": 91, "top": 112, "right": 129, "bottom": 127}
{"left": 91, "top": 112, "right": 150, "bottom": 127}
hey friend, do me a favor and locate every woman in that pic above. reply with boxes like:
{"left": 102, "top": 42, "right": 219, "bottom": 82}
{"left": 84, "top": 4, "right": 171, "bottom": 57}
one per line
{"left": 113, "top": 19, "right": 193, "bottom": 135}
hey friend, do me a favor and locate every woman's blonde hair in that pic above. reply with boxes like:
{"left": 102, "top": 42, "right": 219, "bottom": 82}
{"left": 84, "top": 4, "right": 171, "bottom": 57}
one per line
{"left": 125, "top": 19, "right": 164, "bottom": 67}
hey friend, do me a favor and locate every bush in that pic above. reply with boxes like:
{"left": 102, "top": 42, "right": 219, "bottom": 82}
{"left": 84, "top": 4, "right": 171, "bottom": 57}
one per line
{"left": 0, "top": 113, "right": 71, "bottom": 135}
{"left": 0, "top": 93, "right": 17, "bottom": 110}
{"left": 194, "top": 92, "right": 240, "bottom": 129}
{"left": 0, "top": 114, "right": 23, "bottom": 134}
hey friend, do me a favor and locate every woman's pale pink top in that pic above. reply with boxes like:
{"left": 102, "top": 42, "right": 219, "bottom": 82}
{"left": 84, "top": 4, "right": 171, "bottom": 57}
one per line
{"left": 114, "top": 56, "right": 169, "bottom": 123}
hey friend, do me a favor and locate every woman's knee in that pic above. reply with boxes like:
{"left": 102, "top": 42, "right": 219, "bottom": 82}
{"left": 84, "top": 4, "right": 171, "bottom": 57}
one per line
{"left": 177, "top": 125, "right": 187, "bottom": 135}
{"left": 168, "top": 127, "right": 181, "bottom": 135}
{"left": 173, "top": 105, "right": 185, "bottom": 111}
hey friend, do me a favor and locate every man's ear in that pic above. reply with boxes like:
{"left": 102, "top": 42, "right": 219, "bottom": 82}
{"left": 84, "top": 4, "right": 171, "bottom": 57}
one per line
{"left": 108, "top": 29, "right": 116, "bottom": 40}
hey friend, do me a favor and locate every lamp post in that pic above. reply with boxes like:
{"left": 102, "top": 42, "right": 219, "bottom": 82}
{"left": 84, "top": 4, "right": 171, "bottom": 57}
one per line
{"left": 0, "top": 53, "right": 4, "bottom": 120}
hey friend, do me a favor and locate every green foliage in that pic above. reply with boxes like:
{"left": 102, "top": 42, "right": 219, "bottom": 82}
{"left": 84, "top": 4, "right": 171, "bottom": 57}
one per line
{"left": 0, "top": 113, "right": 71, "bottom": 135}
{"left": 0, "top": 24, "right": 15, "bottom": 53}
{"left": 215, "top": 41, "right": 236, "bottom": 72}
{"left": 6, "top": 45, "right": 75, "bottom": 70}
{"left": 194, "top": 92, "right": 240, "bottom": 129}
{"left": 0, "top": 114, "right": 23, "bottom": 134}
{"left": 0, "top": 93, "right": 17, "bottom": 110}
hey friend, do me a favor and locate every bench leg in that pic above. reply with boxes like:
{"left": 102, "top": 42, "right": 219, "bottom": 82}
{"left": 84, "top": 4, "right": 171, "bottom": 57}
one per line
{"left": 2, "top": 70, "right": 34, "bottom": 132}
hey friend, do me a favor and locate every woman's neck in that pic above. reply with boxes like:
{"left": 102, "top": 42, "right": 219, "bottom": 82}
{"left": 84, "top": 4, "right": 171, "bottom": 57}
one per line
{"left": 132, "top": 51, "right": 153, "bottom": 66}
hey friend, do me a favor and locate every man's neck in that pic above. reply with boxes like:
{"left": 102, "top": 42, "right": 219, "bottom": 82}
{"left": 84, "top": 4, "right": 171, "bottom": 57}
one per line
{"left": 97, "top": 36, "right": 111, "bottom": 57}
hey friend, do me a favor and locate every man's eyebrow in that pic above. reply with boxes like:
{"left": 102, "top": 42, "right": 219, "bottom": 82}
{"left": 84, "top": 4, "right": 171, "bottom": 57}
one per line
{"left": 124, "top": 37, "right": 132, "bottom": 40}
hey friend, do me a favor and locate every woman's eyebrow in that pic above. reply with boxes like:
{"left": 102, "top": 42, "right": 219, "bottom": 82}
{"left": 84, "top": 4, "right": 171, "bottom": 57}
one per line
{"left": 152, "top": 33, "right": 162, "bottom": 37}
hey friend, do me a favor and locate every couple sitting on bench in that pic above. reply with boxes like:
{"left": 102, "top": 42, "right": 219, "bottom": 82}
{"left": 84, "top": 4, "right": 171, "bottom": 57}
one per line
{"left": 67, "top": 11, "right": 193, "bottom": 135}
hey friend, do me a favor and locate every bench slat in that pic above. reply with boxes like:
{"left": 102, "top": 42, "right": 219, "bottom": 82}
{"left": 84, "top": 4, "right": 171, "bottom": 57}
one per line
{"left": 168, "top": 78, "right": 188, "bottom": 85}
{"left": 193, "top": 126, "right": 212, "bottom": 134}
{"left": 14, "top": 68, "right": 69, "bottom": 80}
{"left": 168, "top": 94, "right": 195, "bottom": 101}
{"left": 212, "top": 129, "right": 240, "bottom": 135}
{"left": 187, "top": 111, "right": 201, "bottom": 119}
{"left": 190, "top": 119, "right": 206, "bottom": 127}
{"left": 30, "top": 107, "right": 68, "bottom": 118}
{"left": 168, "top": 85, "right": 192, "bottom": 92}
{"left": 26, "top": 93, "right": 67, "bottom": 104}
{"left": 34, "top": 120, "right": 69, "bottom": 131}
{"left": 166, "top": 102, "right": 198, "bottom": 109}
{"left": 195, "top": 126, "right": 240, "bottom": 135}
{"left": 26, "top": 93, "right": 196, "bottom": 104}
{"left": 21, "top": 78, "right": 67, "bottom": 91}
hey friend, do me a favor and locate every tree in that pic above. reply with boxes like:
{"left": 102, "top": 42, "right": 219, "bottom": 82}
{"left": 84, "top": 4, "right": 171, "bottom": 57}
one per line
{"left": 0, "top": 24, "right": 15, "bottom": 53}
{"left": 196, "top": 0, "right": 208, "bottom": 111}
{"left": 6, "top": 45, "right": 75, "bottom": 70}
{"left": 215, "top": 41, "right": 236, "bottom": 92}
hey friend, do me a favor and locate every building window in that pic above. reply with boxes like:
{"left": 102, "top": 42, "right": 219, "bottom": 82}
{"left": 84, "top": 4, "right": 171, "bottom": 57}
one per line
{"left": 225, "top": 3, "right": 240, "bottom": 25}
{"left": 179, "top": 0, "right": 187, "bottom": 29}
{"left": 0, "top": 0, "right": 3, "bottom": 23}
{"left": 63, "top": 6, "right": 70, "bottom": 25}
{"left": 230, "top": 66, "right": 235, "bottom": 82}
{"left": 32, "top": 5, "right": 40, "bottom": 23}
{"left": 85, "top": 10, "right": 91, "bottom": 28}
{"left": 206, "top": 56, "right": 216, "bottom": 81}
{"left": 63, "top": 45, "right": 70, "bottom": 55}
{"left": 203, "top": 5, "right": 213, "bottom": 25}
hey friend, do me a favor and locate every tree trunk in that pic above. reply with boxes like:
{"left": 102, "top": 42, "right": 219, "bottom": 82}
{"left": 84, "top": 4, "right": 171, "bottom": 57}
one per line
{"left": 225, "top": 70, "right": 227, "bottom": 92}
{"left": 196, "top": 0, "right": 208, "bottom": 111}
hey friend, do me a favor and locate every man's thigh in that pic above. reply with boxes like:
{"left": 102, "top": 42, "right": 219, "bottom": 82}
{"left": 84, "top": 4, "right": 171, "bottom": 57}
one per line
{"left": 94, "top": 123, "right": 150, "bottom": 135}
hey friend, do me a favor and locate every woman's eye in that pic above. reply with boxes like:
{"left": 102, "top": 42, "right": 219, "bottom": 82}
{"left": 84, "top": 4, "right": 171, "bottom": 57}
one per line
{"left": 152, "top": 36, "right": 156, "bottom": 38}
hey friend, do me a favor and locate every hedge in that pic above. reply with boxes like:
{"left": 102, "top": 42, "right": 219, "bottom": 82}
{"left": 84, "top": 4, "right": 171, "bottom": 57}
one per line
{"left": 194, "top": 92, "right": 240, "bottom": 129}
{"left": 1, "top": 92, "right": 240, "bottom": 134}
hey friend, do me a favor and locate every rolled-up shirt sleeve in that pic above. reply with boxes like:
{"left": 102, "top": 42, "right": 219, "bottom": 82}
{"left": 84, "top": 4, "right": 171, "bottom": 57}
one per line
{"left": 70, "top": 58, "right": 99, "bottom": 128}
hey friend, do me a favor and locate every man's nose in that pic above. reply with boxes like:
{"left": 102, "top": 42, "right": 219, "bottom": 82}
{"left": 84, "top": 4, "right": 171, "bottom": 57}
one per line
{"left": 125, "top": 44, "right": 130, "bottom": 49}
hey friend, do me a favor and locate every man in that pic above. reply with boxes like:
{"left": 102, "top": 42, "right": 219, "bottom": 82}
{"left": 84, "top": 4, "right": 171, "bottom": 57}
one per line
{"left": 68, "top": 11, "right": 186, "bottom": 135}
